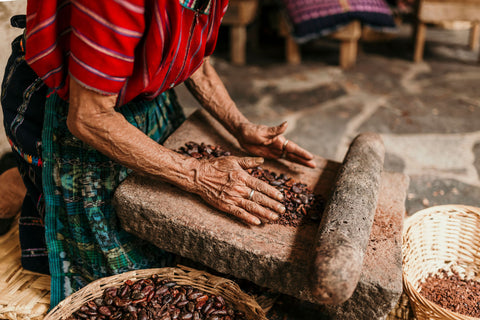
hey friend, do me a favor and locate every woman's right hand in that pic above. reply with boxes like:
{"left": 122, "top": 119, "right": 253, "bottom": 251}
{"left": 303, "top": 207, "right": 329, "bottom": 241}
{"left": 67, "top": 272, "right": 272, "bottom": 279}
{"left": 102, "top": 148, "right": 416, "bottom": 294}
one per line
{"left": 190, "top": 156, "right": 285, "bottom": 225}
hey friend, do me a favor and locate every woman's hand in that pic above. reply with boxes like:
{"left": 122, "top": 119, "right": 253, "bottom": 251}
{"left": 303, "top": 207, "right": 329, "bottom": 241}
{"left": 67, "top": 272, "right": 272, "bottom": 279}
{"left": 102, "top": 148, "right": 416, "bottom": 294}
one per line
{"left": 185, "top": 60, "right": 315, "bottom": 168}
{"left": 191, "top": 156, "right": 285, "bottom": 225}
{"left": 236, "top": 122, "right": 316, "bottom": 168}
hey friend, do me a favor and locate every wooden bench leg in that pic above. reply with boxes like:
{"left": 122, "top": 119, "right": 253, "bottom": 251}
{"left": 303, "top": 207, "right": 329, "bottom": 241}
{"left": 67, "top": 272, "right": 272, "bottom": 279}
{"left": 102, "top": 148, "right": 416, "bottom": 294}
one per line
{"left": 414, "top": 22, "right": 427, "bottom": 62}
{"left": 469, "top": 22, "right": 479, "bottom": 51}
{"left": 333, "top": 21, "right": 361, "bottom": 69}
{"left": 278, "top": 14, "right": 301, "bottom": 65}
{"left": 340, "top": 40, "right": 357, "bottom": 69}
{"left": 286, "top": 35, "right": 301, "bottom": 65}
{"left": 230, "top": 25, "right": 247, "bottom": 65}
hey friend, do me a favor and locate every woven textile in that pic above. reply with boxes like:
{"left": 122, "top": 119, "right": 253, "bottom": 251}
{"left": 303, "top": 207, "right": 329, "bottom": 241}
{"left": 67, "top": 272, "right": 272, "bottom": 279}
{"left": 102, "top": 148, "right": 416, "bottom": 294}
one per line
{"left": 282, "top": 0, "right": 396, "bottom": 42}
{"left": 179, "top": 0, "right": 213, "bottom": 14}
{"left": 1, "top": 33, "right": 50, "bottom": 275}
{"left": 25, "top": 0, "right": 228, "bottom": 106}
{"left": 42, "top": 91, "right": 185, "bottom": 307}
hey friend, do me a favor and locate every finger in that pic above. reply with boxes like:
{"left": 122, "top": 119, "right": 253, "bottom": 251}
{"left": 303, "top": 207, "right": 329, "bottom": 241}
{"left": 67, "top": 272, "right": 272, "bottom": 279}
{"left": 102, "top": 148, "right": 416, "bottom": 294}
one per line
{"left": 285, "top": 140, "right": 314, "bottom": 161}
{"left": 238, "top": 198, "right": 280, "bottom": 221}
{"left": 223, "top": 204, "right": 261, "bottom": 225}
{"left": 247, "top": 177, "right": 284, "bottom": 202}
{"left": 249, "top": 189, "right": 286, "bottom": 215}
{"left": 237, "top": 157, "right": 264, "bottom": 169}
{"left": 285, "top": 152, "right": 316, "bottom": 168}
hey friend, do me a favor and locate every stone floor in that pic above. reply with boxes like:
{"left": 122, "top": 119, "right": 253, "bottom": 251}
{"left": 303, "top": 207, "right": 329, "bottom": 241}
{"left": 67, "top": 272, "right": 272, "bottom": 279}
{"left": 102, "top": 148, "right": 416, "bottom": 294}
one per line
{"left": 172, "top": 23, "right": 480, "bottom": 319}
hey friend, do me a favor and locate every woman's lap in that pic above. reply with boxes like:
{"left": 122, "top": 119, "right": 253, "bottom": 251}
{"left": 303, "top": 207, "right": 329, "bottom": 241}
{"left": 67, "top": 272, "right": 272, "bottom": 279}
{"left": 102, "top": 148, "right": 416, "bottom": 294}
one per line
{"left": 43, "top": 92, "right": 183, "bottom": 306}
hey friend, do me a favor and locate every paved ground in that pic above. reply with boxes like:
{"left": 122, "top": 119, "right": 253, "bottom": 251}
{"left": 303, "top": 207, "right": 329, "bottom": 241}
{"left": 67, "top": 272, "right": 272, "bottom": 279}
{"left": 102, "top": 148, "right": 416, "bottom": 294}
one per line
{"left": 174, "top": 23, "right": 480, "bottom": 318}
{"left": 1, "top": 3, "right": 479, "bottom": 317}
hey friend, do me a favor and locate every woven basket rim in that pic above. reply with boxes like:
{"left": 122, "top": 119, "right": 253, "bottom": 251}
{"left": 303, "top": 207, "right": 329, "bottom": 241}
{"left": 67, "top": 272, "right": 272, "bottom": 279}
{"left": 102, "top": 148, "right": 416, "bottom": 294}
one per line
{"left": 402, "top": 204, "right": 480, "bottom": 320}
{"left": 404, "top": 204, "right": 480, "bottom": 229}
{"left": 44, "top": 266, "right": 268, "bottom": 320}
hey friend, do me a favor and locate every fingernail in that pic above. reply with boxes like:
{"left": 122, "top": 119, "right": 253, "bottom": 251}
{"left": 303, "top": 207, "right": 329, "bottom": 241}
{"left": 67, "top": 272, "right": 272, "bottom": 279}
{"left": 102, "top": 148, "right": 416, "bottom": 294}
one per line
{"left": 278, "top": 193, "right": 284, "bottom": 201}
{"left": 252, "top": 217, "right": 261, "bottom": 225}
{"left": 278, "top": 205, "right": 285, "bottom": 214}
{"left": 271, "top": 213, "right": 279, "bottom": 220}
{"left": 255, "top": 158, "right": 264, "bottom": 165}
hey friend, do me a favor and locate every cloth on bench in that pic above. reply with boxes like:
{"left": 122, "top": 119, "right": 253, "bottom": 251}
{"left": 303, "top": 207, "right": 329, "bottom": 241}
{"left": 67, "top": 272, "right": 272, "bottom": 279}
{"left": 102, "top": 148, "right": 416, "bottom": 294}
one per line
{"left": 281, "top": 0, "right": 397, "bottom": 43}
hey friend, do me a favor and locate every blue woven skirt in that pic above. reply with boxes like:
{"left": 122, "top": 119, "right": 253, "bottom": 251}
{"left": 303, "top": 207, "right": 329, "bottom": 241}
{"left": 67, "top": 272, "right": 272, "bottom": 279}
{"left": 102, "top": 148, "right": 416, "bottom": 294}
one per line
{"left": 43, "top": 92, "right": 184, "bottom": 306}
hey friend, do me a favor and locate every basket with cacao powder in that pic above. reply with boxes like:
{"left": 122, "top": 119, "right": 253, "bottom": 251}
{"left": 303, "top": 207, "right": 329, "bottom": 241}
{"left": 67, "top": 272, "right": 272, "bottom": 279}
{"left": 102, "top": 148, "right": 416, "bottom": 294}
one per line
{"left": 419, "top": 268, "right": 480, "bottom": 318}
{"left": 176, "top": 142, "right": 325, "bottom": 227}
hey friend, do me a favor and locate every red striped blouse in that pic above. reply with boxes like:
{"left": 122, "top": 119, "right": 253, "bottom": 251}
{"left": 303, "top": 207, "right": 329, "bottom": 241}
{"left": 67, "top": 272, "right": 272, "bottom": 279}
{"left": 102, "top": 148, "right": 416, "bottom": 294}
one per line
{"left": 25, "top": 0, "right": 229, "bottom": 106}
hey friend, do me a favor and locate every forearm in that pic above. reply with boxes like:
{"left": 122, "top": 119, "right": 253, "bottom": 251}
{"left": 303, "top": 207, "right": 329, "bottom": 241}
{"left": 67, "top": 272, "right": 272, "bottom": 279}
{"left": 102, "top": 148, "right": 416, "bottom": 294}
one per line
{"left": 185, "top": 58, "right": 249, "bottom": 137}
{"left": 67, "top": 78, "right": 285, "bottom": 225}
{"left": 67, "top": 79, "right": 199, "bottom": 193}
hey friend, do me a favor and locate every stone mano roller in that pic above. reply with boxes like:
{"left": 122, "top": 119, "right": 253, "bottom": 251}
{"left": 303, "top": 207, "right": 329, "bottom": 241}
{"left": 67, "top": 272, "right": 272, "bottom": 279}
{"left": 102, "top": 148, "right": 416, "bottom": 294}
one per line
{"left": 114, "top": 109, "right": 407, "bottom": 319}
{"left": 310, "top": 133, "right": 384, "bottom": 304}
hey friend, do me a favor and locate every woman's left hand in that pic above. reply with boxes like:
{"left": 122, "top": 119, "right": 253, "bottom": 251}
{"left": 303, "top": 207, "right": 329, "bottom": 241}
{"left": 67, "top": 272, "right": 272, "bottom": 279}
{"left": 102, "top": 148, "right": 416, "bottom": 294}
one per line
{"left": 236, "top": 121, "right": 316, "bottom": 168}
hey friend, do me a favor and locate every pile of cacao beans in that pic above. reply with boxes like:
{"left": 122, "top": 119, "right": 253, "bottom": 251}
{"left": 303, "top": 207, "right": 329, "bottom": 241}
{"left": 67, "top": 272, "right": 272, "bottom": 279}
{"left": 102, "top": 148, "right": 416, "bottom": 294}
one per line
{"left": 176, "top": 142, "right": 324, "bottom": 227}
{"left": 66, "top": 275, "right": 247, "bottom": 320}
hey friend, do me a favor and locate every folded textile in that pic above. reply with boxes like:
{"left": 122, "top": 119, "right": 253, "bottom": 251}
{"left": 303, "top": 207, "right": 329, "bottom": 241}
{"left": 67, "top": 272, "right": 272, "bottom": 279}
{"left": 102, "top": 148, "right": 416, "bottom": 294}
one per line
{"left": 282, "top": 0, "right": 397, "bottom": 43}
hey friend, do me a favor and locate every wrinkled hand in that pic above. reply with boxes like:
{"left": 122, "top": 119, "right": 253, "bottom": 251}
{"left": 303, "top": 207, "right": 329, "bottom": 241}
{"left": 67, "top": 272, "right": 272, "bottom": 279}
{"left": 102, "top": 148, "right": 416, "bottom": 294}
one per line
{"left": 236, "top": 122, "right": 316, "bottom": 168}
{"left": 192, "top": 156, "right": 285, "bottom": 225}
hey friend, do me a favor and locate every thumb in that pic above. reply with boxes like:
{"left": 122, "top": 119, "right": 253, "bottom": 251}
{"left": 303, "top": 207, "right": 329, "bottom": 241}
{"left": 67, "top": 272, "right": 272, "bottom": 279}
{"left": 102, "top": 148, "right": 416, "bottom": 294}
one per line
{"left": 263, "top": 122, "right": 287, "bottom": 145}
{"left": 238, "top": 157, "right": 264, "bottom": 169}
{"left": 266, "top": 121, "right": 287, "bottom": 138}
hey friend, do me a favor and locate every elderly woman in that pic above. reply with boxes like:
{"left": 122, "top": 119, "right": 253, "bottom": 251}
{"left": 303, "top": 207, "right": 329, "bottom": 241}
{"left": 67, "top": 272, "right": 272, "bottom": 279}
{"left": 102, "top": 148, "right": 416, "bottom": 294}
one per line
{"left": 1, "top": 0, "right": 315, "bottom": 306}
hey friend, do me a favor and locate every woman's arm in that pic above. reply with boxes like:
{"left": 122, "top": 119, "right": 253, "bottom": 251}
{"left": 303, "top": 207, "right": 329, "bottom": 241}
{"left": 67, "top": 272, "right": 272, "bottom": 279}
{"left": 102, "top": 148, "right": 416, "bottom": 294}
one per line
{"left": 67, "top": 78, "right": 284, "bottom": 225}
{"left": 185, "top": 58, "right": 315, "bottom": 168}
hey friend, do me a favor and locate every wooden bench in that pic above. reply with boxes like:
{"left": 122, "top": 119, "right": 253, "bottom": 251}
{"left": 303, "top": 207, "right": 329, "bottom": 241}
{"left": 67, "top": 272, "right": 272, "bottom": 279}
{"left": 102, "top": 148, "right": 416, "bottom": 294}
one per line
{"left": 221, "top": 0, "right": 363, "bottom": 68}
{"left": 414, "top": 0, "right": 480, "bottom": 62}
{"left": 279, "top": 17, "right": 363, "bottom": 69}
{"left": 221, "top": 0, "right": 258, "bottom": 65}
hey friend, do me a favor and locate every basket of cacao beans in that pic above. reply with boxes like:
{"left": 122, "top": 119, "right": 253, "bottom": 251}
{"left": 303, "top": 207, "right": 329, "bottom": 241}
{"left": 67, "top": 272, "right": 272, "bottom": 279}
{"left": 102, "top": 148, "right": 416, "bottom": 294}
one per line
{"left": 44, "top": 266, "right": 268, "bottom": 320}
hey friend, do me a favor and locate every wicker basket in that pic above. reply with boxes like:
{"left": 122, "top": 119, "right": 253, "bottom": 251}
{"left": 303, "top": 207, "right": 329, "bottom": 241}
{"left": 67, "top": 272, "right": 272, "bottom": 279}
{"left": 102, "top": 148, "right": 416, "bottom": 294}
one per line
{"left": 402, "top": 205, "right": 480, "bottom": 320}
{"left": 0, "top": 219, "right": 273, "bottom": 319}
{"left": 0, "top": 217, "right": 50, "bottom": 320}
{"left": 44, "top": 266, "right": 268, "bottom": 320}
{"left": 386, "top": 292, "right": 415, "bottom": 320}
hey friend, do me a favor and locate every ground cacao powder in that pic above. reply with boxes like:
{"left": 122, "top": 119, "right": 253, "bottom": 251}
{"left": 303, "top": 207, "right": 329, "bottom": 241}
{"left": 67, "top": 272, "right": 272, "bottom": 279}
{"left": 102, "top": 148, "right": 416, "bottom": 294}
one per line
{"left": 176, "top": 142, "right": 324, "bottom": 227}
{"left": 419, "top": 268, "right": 480, "bottom": 318}
{"left": 66, "top": 275, "right": 247, "bottom": 320}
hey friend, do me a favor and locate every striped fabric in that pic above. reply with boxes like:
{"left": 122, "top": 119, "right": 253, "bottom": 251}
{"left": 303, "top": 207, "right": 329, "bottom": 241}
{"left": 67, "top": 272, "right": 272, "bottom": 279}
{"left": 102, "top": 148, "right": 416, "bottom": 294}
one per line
{"left": 180, "top": 0, "right": 212, "bottom": 14}
{"left": 8, "top": 138, "right": 43, "bottom": 167}
{"left": 285, "top": 0, "right": 392, "bottom": 24}
{"left": 25, "top": 0, "right": 229, "bottom": 106}
{"left": 282, "top": 0, "right": 396, "bottom": 43}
